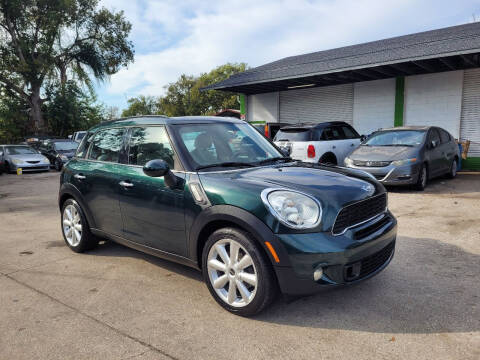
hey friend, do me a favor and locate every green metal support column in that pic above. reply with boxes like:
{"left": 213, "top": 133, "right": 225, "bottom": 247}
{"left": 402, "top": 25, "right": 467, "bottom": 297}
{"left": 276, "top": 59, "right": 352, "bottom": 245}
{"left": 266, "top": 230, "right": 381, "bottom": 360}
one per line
{"left": 239, "top": 94, "right": 246, "bottom": 119}
{"left": 394, "top": 77, "right": 405, "bottom": 127}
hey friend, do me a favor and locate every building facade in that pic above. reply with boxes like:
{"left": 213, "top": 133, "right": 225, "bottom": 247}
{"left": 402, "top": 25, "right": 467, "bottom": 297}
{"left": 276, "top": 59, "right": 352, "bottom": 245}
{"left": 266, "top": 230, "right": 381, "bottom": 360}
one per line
{"left": 206, "top": 23, "right": 480, "bottom": 169}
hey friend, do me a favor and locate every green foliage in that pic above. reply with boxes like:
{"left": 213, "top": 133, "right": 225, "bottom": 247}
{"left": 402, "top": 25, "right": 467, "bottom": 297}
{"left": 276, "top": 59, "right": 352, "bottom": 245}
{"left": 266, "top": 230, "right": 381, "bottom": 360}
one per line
{"left": 44, "top": 82, "right": 104, "bottom": 137}
{"left": 158, "top": 63, "right": 247, "bottom": 116}
{"left": 121, "top": 95, "right": 158, "bottom": 117}
{"left": 0, "top": 0, "right": 134, "bottom": 133}
{"left": 121, "top": 63, "right": 248, "bottom": 118}
{"left": 0, "top": 91, "right": 29, "bottom": 143}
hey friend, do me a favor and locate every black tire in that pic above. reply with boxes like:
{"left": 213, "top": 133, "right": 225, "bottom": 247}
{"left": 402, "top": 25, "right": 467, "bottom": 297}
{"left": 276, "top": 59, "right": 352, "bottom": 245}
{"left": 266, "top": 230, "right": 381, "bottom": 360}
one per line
{"left": 202, "top": 227, "right": 277, "bottom": 316}
{"left": 55, "top": 158, "right": 63, "bottom": 171}
{"left": 446, "top": 158, "right": 457, "bottom": 179}
{"left": 414, "top": 163, "right": 428, "bottom": 191}
{"left": 318, "top": 153, "right": 337, "bottom": 165}
{"left": 4, "top": 161, "right": 11, "bottom": 173}
{"left": 61, "top": 198, "right": 98, "bottom": 253}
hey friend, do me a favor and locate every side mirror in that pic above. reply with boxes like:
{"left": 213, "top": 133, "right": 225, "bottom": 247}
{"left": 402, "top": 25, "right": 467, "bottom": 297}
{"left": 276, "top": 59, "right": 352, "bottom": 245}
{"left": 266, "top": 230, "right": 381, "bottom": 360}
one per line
{"left": 360, "top": 135, "right": 367, "bottom": 142}
{"left": 430, "top": 140, "right": 437, "bottom": 149}
{"left": 143, "top": 159, "right": 177, "bottom": 187}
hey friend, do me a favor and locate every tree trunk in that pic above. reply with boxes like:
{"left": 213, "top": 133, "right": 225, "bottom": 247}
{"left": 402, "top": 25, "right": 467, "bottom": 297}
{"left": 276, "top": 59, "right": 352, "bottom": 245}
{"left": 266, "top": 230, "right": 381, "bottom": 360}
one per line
{"left": 29, "top": 87, "right": 45, "bottom": 135}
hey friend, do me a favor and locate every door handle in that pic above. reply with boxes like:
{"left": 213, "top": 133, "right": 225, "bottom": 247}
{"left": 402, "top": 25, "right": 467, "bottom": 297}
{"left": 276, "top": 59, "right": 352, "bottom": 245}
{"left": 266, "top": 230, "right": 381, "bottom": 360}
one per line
{"left": 350, "top": 143, "right": 355, "bottom": 147}
{"left": 332, "top": 146, "right": 336, "bottom": 149}
{"left": 74, "top": 174, "right": 86, "bottom": 180}
{"left": 119, "top": 180, "right": 134, "bottom": 188}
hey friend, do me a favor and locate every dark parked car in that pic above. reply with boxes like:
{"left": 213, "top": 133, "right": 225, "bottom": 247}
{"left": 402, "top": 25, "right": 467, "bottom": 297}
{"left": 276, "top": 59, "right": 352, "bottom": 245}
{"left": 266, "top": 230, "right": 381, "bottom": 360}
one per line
{"left": 40, "top": 139, "right": 79, "bottom": 171}
{"left": 344, "top": 126, "right": 460, "bottom": 190}
{"left": 59, "top": 116, "right": 397, "bottom": 316}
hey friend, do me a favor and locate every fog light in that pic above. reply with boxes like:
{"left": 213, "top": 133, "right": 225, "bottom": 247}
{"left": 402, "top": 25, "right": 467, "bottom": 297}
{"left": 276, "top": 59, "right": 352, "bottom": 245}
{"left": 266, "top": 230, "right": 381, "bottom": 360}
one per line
{"left": 313, "top": 267, "right": 323, "bottom": 281}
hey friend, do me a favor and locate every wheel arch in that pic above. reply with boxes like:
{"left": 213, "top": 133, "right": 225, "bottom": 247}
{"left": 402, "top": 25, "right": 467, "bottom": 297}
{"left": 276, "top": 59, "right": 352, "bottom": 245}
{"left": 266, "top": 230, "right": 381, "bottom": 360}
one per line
{"left": 189, "top": 205, "right": 290, "bottom": 269}
{"left": 59, "top": 184, "right": 97, "bottom": 228}
{"left": 319, "top": 152, "right": 337, "bottom": 164}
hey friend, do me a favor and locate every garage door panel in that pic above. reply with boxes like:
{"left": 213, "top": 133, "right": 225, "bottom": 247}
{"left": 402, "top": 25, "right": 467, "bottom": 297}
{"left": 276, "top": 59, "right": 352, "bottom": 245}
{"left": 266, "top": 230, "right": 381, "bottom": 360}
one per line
{"left": 279, "top": 84, "right": 353, "bottom": 124}
{"left": 460, "top": 68, "right": 480, "bottom": 157}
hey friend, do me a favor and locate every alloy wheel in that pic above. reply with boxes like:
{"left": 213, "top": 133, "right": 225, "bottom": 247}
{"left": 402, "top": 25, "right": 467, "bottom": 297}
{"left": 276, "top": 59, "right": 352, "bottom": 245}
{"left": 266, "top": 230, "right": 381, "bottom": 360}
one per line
{"left": 207, "top": 239, "right": 258, "bottom": 307}
{"left": 63, "top": 204, "right": 82, "bottom": 247}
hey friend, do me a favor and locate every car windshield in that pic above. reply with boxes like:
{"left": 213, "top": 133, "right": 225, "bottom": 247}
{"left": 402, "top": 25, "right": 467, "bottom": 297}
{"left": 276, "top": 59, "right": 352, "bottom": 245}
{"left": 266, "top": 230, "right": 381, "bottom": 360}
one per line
{"left": 54, "top": 141, "right": 78, "bottom": 151}
{"left": 364, "top": 130, "right": 425, "bottom": 146}
{"left": 5, "top": 146, "right": 38, "bottom": 155}
{"left": 173, "top": 122, "right": 284, "bottom": 169}
{"left": 274, "top": 128, "right": 311, "bottom": 141}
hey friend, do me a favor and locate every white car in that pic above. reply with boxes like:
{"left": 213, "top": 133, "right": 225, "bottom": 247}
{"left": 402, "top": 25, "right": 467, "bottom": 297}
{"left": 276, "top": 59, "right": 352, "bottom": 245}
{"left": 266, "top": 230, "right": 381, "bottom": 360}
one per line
{"left": 273, "top": 122, "right": 363, "bottom": 165}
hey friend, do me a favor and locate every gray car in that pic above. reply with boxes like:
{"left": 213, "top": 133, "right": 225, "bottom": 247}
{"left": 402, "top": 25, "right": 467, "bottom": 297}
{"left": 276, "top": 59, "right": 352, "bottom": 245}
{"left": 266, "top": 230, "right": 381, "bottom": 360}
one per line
{"left": 344, "top": 126, "right": 460, "bottom": 190}
{"left": 0, "top": 145, "right": 50, "bottom": 173}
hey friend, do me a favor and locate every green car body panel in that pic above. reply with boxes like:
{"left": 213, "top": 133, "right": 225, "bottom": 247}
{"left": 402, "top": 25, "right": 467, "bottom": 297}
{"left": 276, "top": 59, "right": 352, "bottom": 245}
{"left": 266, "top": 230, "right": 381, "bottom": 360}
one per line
{"left": 59, "top": 116, "right": 397, "bottom": 296}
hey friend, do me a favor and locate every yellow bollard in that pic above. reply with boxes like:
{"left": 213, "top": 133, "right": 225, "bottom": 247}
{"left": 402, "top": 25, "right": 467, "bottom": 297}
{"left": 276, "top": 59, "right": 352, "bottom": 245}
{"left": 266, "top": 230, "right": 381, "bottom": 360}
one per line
{"left": 16, "top": 168, "right": 23, "bottom": 175}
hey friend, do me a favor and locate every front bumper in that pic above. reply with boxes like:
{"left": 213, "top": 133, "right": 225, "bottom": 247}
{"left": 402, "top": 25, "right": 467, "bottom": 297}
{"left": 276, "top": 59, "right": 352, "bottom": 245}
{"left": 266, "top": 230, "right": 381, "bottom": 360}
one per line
{"left": 346, "top": 163, "right": 421, "bottom": 185}
{"left": 272, "top": 211, "right": 397, "bottom": 295}
{"left": 9, "top": 162, "right": 50, "bottom": 172}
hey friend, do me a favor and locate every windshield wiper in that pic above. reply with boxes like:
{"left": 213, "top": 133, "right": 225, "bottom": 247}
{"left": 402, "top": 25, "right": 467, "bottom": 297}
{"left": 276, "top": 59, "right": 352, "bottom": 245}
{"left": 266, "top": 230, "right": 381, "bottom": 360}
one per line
{"left": 256, "top": 157, "right": 293, "bottom": 165}
{"left": 195, "top": 162, "right": 256, "bottom": 171}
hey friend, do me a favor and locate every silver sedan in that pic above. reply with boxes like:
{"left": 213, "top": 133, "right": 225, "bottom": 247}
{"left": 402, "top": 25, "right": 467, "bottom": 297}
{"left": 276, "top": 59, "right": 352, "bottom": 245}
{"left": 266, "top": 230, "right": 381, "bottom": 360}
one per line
{"left": 0, "top": 145, "right": 50, "bottom": 173}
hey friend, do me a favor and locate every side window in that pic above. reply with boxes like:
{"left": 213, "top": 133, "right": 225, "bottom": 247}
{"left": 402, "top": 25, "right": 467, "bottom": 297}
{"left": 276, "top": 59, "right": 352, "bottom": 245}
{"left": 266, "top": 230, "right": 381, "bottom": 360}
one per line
{"left": 128, "top": 127, "right": 176, "bottom": 168}
{"left": 87, "top": 128, "right": 126, "bottom": 163}
{"left": 76, "top": 132, "right": 93, "bottom": 158}
{"left": 428, "top": 129, "right": 441, "bottom": 147}
{"left": 439, "top": 129, "right": 451, "bottom": 144}
{"left": 321, "top": 126, "right": 343, "bottom": 140}
{"left": 342, "top": 125, "right": 360, "bottom": 139}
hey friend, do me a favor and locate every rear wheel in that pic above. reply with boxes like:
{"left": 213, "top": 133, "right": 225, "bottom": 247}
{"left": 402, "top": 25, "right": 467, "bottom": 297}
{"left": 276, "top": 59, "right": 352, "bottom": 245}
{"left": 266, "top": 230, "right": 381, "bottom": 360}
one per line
{"left": 414, "top": 164, "right": 428, "bottom": 191}
{"left": 61, "top": 199, "right": 98, "bottom": 252}
{"left": 446, "top": 158, "right": 457, "bottom": 179}
{"left": 318, "top": 153, "right": 337, "bottom": 165}
{"left": 202, "top": 227, "right": 277, "bottom": 316}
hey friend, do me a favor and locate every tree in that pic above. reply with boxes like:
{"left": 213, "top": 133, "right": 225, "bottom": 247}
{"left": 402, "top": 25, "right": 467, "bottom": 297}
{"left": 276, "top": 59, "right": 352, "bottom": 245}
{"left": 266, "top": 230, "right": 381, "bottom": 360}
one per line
{"left": 121, "top": 95, "right": 158, "bottom": 117}
{"left": 0, "top": 87, "right": 29, "bottom": 143}
{"left": 0, "top": 0, "right": 134, "bottom": 134}
{"left": 44, "top": 81, "right": 104, "bottom": 137}
{"left": 157, "top": 63, "right": 247, "bottom": 117}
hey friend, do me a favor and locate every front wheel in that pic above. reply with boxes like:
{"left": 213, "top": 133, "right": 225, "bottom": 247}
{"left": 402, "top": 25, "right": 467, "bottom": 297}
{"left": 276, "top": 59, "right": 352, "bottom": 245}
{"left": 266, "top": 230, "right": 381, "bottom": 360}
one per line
{"left": 202, "top": 228, "right": 277, "bottom": 316}
{"left": 414, "top": 164, "right": 428, "bottom": 191}
{"left": 446, "top": 159, "right": 457, "bottom": 179}
{"left": 55, "top": 158, "right": 63, "bottom": 171}
{"left": 61, "top": 199, "right": 98, "bottom": 252}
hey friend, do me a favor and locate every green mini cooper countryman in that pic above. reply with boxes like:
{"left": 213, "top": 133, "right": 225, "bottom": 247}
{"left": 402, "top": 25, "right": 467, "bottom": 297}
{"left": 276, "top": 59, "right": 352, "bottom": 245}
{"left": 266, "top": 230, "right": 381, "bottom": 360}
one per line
{"left": 59, "top": 116, "right": 397, "bottom": 316}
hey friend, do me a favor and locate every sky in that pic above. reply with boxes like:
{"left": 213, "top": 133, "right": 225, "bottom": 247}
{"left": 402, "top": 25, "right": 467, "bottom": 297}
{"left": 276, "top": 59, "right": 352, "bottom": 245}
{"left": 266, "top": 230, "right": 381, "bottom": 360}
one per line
{"left": 97, "top": 0, "right": 480, "bottom": 112}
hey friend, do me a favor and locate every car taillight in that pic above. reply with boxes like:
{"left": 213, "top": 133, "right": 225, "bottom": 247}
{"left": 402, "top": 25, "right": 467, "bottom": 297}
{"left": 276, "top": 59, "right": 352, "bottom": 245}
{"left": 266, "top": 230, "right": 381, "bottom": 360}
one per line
{"left": 264, "top": 125, "right": 269, "bottom": 138}
{"left": 307, "top": 145, "right": 315, "bottom": 158}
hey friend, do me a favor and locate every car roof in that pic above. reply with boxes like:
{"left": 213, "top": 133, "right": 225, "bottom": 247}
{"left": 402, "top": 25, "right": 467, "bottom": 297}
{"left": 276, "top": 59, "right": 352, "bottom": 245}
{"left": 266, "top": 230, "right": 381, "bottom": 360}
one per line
{"left": 279, "top": 121, "right": 351, "bottom": 130}
{"left": 89, "top": 115, "right": 245, "bottom": 131}
{"left": 376, "top": 126, "right": 430, "bottom": 132}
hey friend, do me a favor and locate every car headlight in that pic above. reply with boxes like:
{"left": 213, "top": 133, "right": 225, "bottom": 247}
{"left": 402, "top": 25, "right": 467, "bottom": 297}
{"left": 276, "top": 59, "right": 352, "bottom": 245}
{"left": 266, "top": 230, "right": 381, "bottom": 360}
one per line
{"left": 392, "top": 158, "right": 417, "bottom": 166}
{"left": 261, "top": 188, "right": 321, "bottom": 229}
{"left": 344, "top": 157, "right": 353, "bottom": 166}
{"left": 12, "top": 158, "right": 23, "bottom": 165}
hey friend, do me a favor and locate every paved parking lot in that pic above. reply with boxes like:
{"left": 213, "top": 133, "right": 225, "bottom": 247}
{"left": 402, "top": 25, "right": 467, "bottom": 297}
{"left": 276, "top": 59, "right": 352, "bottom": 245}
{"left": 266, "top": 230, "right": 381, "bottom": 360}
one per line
{"left": 0, "top": 171, "right": 479, "bottom": 360}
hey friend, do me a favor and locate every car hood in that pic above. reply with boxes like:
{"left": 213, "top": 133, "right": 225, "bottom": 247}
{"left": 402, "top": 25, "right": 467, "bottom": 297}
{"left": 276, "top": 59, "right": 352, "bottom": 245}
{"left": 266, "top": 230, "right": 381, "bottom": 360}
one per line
{"left": 57, "top": 150, "right": 76, "bottom": 158}
{"left": 349, "top": 145, "right": 418, "bottom": 161}
{"left": 198, "top": 163, "right": 384, "bottom": 233}
{"left": 7, "top": 153, "right": 47, "bottom": 162}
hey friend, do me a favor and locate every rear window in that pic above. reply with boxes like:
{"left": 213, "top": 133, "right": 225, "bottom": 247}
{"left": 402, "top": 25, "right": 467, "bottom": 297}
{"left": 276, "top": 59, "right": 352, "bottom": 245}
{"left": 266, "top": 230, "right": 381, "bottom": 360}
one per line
{"left": 274, "top": 128, "right": 311, "bottom": 141}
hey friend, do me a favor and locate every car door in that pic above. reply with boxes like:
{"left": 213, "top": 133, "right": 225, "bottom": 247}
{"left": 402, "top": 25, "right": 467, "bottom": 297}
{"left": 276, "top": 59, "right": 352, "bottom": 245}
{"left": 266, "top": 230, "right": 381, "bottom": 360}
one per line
{"left": 437, "top": 128, "right": 456, "bottom": 173}
{"left": 69, "top": 127, "right": 127, "bottom": 237}
{"left": 118, "top": 126, "right": 187, "bottom": 256}
{"left": 425, "top": 128, "right": 443, "bottom": 177}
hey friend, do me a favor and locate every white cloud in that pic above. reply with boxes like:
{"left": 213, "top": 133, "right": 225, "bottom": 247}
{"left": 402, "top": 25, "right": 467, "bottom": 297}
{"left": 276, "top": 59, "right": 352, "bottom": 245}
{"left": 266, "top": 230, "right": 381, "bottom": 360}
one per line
{"left": 98, "top": 0, "right": 480, "bottom": 104}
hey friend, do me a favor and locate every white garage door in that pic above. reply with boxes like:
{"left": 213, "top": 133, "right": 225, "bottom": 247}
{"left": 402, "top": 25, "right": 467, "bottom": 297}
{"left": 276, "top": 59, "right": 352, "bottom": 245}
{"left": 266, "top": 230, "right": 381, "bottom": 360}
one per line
{"left": 404, "top": 70, "right": 463, "bottom": 137}
{"left": 353, "top": 79, "right": 395, "bottom": 135}
{"left": 279, "top": 84, "right": 354, "bottom": 124}
{"left": 460, "top": 68, "right": 480, "bottom": 157}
